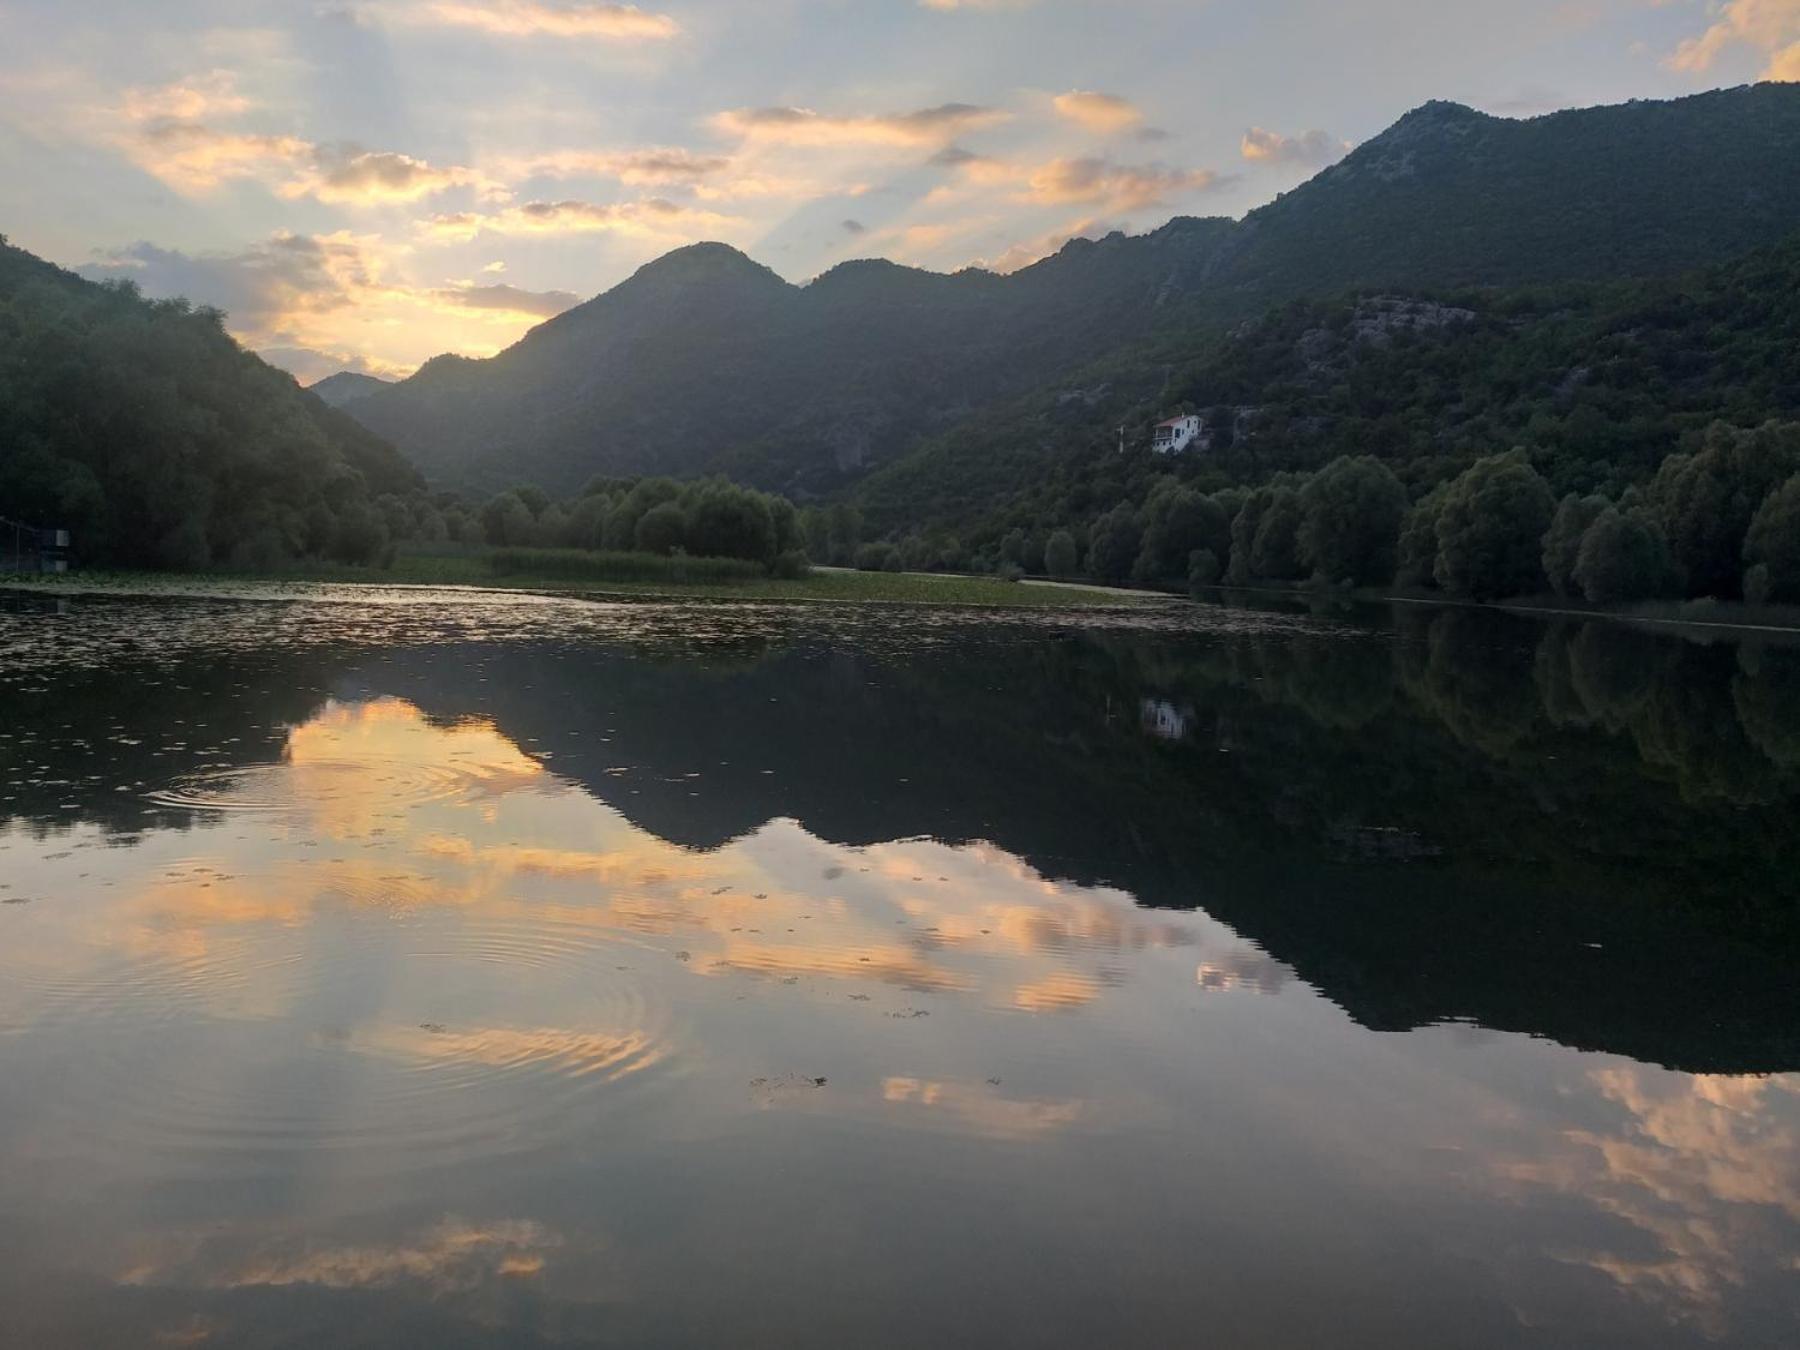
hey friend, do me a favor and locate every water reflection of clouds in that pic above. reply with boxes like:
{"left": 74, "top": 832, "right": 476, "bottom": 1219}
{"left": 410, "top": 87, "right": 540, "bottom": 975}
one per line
{"left": 13, "top": 688, "right": 1798, "bottom": 1344}
{"left": 1497, "top": 1067, "right": 1800, "bottom": 1334}
{"left": 121, "top": 1217, "right": 566, "bottom": 1295}
{"left": 128, "top": 696, "right": 1217, "bottom": 1016}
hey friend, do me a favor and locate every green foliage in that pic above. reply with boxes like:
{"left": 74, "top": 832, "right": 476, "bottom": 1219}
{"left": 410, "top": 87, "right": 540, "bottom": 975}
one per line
{"left": 855, "top": 541, "right": 898, "bottom": 572}
{"left": 856, "top": 228, "right": 1800, "bottom": 585}
{"left": 0, "top": 239, "right": 418, "bottom": 570}
{"left": 634, "top": 501, "right": 689, "bottom": 555}
{"left": 1742, "top": 473, "right": 1800, "bottom": 603}
{"left": 1250, "top": 487, "right": 1304, "bottom": 581}
{"left": 1573, "top": 508, "right": 1680, "bottom": 604}
{"left": 1649, "top": 422, "right": 1800, "bottom": 598}
{"left": 1298, "top": 456, "right": 1407, "bottom": 585}
{"left": 999, "top": 528, "right": 1028, "bottom": 569}
{"left": 1543, "top": 493, "right": 1610, "bottom": 597}
{"left": 1187, "top": 548, "right": 1221, "bottom": 596}
{"left": 1087, "top": 503, "right": 1144, "bottom": 585}
{"left": 1431, "top": 453, "right": 1556, "bottom": 599}
{"left": 486, "top": 547, "right": 767, "bottom": 585}
{"left": 1132, "top": 483, "right": 1228, "bottom": 585}
{"left": 1396, "top": 486, "right": 1448, "bottom": 587}
{"left": 1044, "top": 529, "right": 1079, "bottom": 579}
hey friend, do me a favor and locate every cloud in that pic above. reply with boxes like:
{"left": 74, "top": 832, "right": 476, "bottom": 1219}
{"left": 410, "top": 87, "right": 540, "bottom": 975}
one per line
{"left": 430, "top": 281, "right": 582, "bottom": 317}
{"left": 1021, "top": 156, "right": 1223, "bottom": 211}
{"left": 919, "top": 0, "right": 1038, "bottom": 9}
{"left": 75, "top": 233, "right": 574, "bottom": 377}
{"left": 418, "top": 197, "right": 739, "bottom": 240}
{"left": 712, "top": 102, "right": 1006, "bottom": 147}
{"left": 512, "top": 146, "right": 732, "bottom": 184}
{"left": 115, "top": 78, "right": 491, "bottom": 203}
{"left": 78, "top": 232, "right": 376, "bottom": 332}
{"left": 260, "top": 346, "right": 393, "bottom": 383}
{"left": 411, "top": 1, "right": 680, "bottom": 40}
{"left": 119, "top": 71, "right": 252, "bottom": 123}
{"left": 1240, "top": 126, "right": 1351, "bottom": 169}
{"left": 1052, "top": 90, "right": 1143, "bottom": 135}
{"left": 1667, "top": 0, "right": 1800, "bottom": 79}
{"left": 841, "top": 218, "right": 868, "bottom": 235}
{"left": 295, "top": 146, "right": 494, "bottom": 204}
{"left": 966, "top": 217, "right": 1112, "bottom": 274}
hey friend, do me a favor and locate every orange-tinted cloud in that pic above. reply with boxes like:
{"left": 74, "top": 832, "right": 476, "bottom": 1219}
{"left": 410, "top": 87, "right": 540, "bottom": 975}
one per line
{"left": 512, "top": 147, "right": 733, "bottom": 185}
{"left": 1021, "top": 156, "right": 1222, "bottom": 210}
{"left": 1240, "top": 126, "right": 1350, "bottom": 169}
{"left": 1052, "top": 90, "right": 1143, "bottom": 134}
{"left": 419, "top": 197, "right": 739, "bottom": 240}
{"left": 415, "top": 1, "right": 679, "bottom": 40}
{"left": 1668, "top": 0, "right": 1800, "bottom": 78}
{"left": 712, "top": 103, "right": 1006, "bottom": 148}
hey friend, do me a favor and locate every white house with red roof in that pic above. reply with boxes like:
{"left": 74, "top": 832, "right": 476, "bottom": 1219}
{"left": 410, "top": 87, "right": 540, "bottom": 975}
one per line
{"left": 1151, "top": 414, "right": 1203, "bottom": 455}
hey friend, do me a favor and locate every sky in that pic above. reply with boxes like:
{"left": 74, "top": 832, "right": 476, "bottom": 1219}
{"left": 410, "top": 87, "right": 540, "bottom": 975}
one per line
{"left": 1, "top": 1, "right": 1795, "bottom": 382}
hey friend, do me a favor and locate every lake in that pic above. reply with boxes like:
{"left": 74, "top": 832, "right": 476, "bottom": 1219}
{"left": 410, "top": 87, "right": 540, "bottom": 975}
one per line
{"left": 1, "top": 586, "right": 1796, "bottom": 1349}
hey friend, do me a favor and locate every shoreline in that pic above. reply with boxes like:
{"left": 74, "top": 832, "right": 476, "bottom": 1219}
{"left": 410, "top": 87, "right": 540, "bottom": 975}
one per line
{"left": 0, "top": 565, "right": 1153, "bottom": 612}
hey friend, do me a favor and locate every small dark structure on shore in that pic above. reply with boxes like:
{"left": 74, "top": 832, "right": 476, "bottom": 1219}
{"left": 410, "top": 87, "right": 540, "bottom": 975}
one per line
{"left": 2, "top": 515, "right": 73, "bottom": 574}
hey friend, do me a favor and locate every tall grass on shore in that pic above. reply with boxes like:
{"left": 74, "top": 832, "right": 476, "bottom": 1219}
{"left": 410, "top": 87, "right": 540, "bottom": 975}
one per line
{"left": 487, "top": 547, "right": 771, "bottom": 585}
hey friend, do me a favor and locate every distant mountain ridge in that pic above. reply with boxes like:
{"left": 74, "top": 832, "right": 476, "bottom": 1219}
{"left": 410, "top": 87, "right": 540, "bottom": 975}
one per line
{"left": 340, "top": 84, "right": 1800, "bottom": 499}
{"left": 309, "top": 370, "right": 394, "bottom": 408}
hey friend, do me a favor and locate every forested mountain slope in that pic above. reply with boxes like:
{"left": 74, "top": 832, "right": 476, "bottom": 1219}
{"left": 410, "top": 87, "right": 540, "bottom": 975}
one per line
{"left": 341, "top": 85, "right": 1800, "bottom": 498}
{"left": 0, "top": 236, "right": 419, "bottom": 569}
{"left": 859, "top": 230, "right": 1800, "bottom": 538}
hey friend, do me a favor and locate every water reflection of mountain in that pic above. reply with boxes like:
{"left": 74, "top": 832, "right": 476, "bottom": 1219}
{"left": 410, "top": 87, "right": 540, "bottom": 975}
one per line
{"left": 3, "top": 597, "right": 1796, "bottom": 1072}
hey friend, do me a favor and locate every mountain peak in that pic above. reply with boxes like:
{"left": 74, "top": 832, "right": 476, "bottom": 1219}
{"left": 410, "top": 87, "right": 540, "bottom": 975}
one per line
{"left": 628, "top": 242, "right": 790, "bottom": 291}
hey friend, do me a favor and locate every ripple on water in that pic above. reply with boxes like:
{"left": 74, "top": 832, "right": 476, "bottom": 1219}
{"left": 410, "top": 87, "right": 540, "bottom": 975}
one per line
{"left": 141, "top": 758, "right": 492, "bottom": 817}
{"left": 19, "top": 911, "right": 678, "bottom": 1179}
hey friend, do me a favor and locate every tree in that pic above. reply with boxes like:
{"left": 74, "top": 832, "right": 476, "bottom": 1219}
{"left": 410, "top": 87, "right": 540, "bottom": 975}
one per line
{"left": 481, "top": 491, "right": 535, "bottom": 546}
{"left": 1187, "top": 548, "right": 1220, "bottom": 596}
{"left": 687, "top": 481, "right": 775, "bottom": 562}
{"left": 1298, "top": 456, "right": 1407, "bottom": 585}
{"left": 1432, "top": 452, "right": 1556, "bottom": 599}
{"left": 1649, "top": 421, "right": 1800, "bottom": 598}
{"left": 1573, "top": 507, "right": 1678, "bottom": 604}
{"left": 1396, "top": 486, "right": 1447, "bottom": 587}
{"left": 634, "top": 501, "right": 688, "bottom": 555}
{"left": 827, "top": 503, "right": 863, "bottom": 566}
{"left": 330, "top": 500, "right": 389, "bottom": 566}
{"left": 855, "top": 541, "right": 897, "bottom": 571}
{"left": 1134, "top": 483, "right": 1227, "bottom": 584}
{"left": 1250, "top": 487, "right": 1304, "bottom": 580}
{"left": 1742, "top": 472, "right": 1800, "bottom": 603}
{"left": 1087, "top": 503, "right": 1144, "bottom": 585}
{"left": 800, "top": 506, "right": 830, "bottom": 562}
{"left": 1044, "top": 529, "right": 1079, "bottom": 579}
{"left": 1543, "top": 493, "right": 1609, "bottom": 597}
{"left": 511, "top": 484, "right": 551, "bottom": 518}
{"left": 999, "top": 528, "right": 1028, "bottom": 570}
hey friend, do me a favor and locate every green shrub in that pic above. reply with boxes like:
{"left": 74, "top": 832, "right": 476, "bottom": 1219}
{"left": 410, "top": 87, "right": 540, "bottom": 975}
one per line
{"left": 486, "top": 548, "right": 766, "bottom": 585}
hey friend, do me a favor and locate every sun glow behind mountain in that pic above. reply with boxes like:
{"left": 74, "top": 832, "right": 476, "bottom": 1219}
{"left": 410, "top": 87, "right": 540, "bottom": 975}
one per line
{"left": 0, "top": 0, "right": 1791, "bottom": 377}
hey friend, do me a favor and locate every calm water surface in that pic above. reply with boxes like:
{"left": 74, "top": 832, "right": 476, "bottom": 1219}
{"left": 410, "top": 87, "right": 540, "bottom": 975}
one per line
{"left": 0, "top": 586, "right": 1796, "bottom": 1348}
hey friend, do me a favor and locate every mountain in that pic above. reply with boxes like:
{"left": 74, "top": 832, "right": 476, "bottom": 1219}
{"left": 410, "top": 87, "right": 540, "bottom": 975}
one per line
{"left": 0, "top": 235, "right": 420, "bottom": 569}
{"left": 345, "top": 223, "right": 1238, "bottom": 495}
{"left": 343, "top": 84, "right": 1800, "bottom": 500}
{"left": 309, "top": 370, "right": 394, "bottom": 408}
{"left": 858, "top": 229, "right": 1800, "bottom": 538}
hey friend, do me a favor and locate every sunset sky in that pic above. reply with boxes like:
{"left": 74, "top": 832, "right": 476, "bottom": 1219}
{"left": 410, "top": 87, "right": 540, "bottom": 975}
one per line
{"left": 1, "top": 0, "right": 1793, "bottom": 381}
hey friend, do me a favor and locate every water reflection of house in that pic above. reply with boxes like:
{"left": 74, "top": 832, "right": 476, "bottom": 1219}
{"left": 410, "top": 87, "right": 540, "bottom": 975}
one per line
{"left": 1140, "top": 698, "right": 1193, "bottom": 742}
